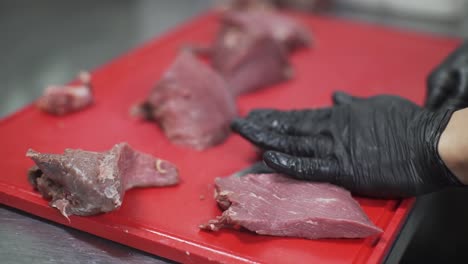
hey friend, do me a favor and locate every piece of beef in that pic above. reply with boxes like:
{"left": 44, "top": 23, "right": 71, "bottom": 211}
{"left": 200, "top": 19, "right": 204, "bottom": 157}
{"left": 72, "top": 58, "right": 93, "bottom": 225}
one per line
{"left": 222, "top": 0, "right": 275, "bottom": 11}
{"left": 200, "top": 173, "right": 382, "bottom": 239}
{"left": 212, "top": 26, "right": 292, "bottom": 95}
{"left": 209, "top": 10, "right": 311, "bottom": 95}
{"left": 220, "top": 10, "right": 311, "bottom": 51}
{"left": 133, "top": 51, "right": 237, "bottom": 150}
{"left": 26, "top": 142, "right": 179, "bottom": 218}
{"left": 224, "top": 0, "right": 329, "bottom": 11}
{"left": 274, "top": 0, "right": 332, "bottom": 11}
{"left": 36, "top": 71, "right": 93, "bottom": 115}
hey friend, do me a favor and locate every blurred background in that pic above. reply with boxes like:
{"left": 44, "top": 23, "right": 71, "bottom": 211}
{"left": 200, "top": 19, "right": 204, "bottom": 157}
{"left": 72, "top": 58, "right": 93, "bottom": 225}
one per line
{"left": 1, "top": 0, "right": 468, "bottom": 118}
{"left": 1, "top": 0, "right": 468, "bottom": 263}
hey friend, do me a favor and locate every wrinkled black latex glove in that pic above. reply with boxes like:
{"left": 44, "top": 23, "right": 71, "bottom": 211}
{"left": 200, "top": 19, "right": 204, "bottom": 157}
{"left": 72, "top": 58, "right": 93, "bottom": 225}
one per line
{"left": 426, "top": 41, "right": 468, "bottom": 110}
{"left": 232, "top": 92, "right": 463, "bottom": 198}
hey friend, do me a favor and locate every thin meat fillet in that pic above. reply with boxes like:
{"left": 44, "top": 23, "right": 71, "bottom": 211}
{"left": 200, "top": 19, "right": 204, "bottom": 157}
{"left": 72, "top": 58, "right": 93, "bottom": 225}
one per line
{"left": 200, "top": 173, "right": 382, "bottom": 239}
{"left": 37, "top": 71, "right": 93, "bottom": 115}
{"left": 134, "top": 51, "right": 237, "bottom": 150}
{"left": 26, "top": 142, "right": 179, "bottom": 218}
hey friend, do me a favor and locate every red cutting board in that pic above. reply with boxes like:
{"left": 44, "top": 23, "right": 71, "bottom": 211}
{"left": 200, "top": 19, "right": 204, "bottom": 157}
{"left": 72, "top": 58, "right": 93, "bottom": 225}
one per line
{"left": 0, "top": 11, "right": 459, "bottom": 264}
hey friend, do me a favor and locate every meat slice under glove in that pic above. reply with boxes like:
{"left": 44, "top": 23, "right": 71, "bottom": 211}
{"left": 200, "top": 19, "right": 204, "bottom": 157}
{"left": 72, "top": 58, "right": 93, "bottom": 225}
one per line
{"left": 36, "top": 71, "right": 93, "bottom": 115}
{"left": 134, "top": 51, "right": 237, "bottom": 150}
{"left": 200, "top": 173, "right": 382, "bottom": 239}
{"left": 26, "top": 142, "right": 179, "bottom": 218}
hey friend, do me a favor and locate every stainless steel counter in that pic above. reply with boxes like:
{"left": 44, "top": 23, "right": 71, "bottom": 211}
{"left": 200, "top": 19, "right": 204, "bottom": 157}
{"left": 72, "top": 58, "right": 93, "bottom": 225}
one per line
{"left": 0, "top": 205, "right": 174, "bottom": 264}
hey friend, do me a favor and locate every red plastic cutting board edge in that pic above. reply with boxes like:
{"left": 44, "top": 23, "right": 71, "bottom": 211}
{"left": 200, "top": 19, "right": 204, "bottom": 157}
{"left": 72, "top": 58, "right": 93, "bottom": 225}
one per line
{"left": 0, "top": 11, "right": 459, "bottom": 264}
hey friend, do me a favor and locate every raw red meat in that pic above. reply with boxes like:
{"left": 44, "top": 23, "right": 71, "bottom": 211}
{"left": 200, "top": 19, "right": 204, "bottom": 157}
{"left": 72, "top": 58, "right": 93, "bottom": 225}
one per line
{"left": 134, "top": 51, "right": 237, "bottom": 150}
{"left": 221, "top": 10, "right": 311, "bottom": 51}
{"left": 212, "top": 26, "right": 292, "bottom": 95}
{"left": 200, "top": 173, "right": 382, "bottom": 239}
{"left": 26, "top": 142, "right": 179, "bottom": 218}
{"left": 222, "top": 0, "right": 275, "bottom": 11}
{"left": 209, "top": 10, "right": 310, "bottom": 95}
{"left": 36, "top": 71, "right": 93, "bottom": 115}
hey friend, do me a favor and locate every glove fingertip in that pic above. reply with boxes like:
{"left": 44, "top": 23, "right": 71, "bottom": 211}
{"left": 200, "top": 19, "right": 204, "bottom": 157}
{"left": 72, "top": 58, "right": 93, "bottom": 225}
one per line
{"left": 332, "top": 91, "right": 360, "bottom": 105}
{"left": 263, "top": 151, "right": 292, "bottom": 172}
{"left": 263, "top": 150, "right": 281, "bottom": 165}
{"left": 230, "top": 118, "right": 246, "bottom": 131}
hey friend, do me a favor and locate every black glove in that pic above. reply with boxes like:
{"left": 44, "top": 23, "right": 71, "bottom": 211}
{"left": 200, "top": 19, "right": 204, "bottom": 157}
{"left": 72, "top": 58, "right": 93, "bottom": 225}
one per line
{"left": 232, "top": 92, "right": 463, "bottom": 198}
{"left": 426, "top": 41, "right": 468, "bottom": 111}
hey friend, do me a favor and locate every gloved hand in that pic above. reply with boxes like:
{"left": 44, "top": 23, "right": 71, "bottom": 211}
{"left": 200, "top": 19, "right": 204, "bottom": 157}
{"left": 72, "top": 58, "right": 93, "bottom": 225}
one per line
{"left": 426, "top": 41, "right": 468, "bottom": 111}
{"left": 232, "top": 92, "right": 463, "bottom": 198}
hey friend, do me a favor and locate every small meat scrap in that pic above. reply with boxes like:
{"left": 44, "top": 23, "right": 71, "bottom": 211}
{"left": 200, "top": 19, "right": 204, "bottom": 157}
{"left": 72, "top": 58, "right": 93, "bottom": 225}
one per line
{"left": 26, "top": 142, "right": 179, "bottom": 218}
{"left": 200, "top": 174, "right": 382, "bottom": 239}
{"left": 133, "top": 51, "right": 237, "bottom": 150}
{"left": 37, "top": 71, "right": 93, "bottom": 115}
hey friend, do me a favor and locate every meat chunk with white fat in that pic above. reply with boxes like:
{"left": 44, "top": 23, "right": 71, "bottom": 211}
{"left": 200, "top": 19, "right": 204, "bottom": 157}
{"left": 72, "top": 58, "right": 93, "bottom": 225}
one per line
{"left": 36, "top": 71, "right": 93, "bottom": 115}
{"left": 134, "top": 51, "right": 237, "bottom": 150}
{"left": 200, "top": 173, "right": 382, "bottom": 239}
{"left": 26, "top": 142, "right": 179, "bottom": 218}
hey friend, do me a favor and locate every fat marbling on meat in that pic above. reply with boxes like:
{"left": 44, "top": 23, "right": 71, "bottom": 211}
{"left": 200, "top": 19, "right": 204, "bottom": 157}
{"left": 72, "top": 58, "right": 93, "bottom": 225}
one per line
{"left": 133, "top": 51, "right": 237, "bottom": 150}
{"left": 200, "top": 173, "right": 382, "bottom": 239}
{"left": 26, "top": 142, "right": 179, "bottom": 218}
{"left": 36, "top": 71, "right": 93, "bottom": 115}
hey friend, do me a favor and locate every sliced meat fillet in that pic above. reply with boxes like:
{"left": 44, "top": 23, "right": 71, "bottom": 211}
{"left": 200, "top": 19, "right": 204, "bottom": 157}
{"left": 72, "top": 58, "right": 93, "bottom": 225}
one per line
{"left": 200, "top": 173, "right": 382, "bottom": 239}
{"left": 26, "top": 142, "right": 179, "bottom": 218}
{"left": 134, "top": 51, "right": 237, "bottom": 150}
